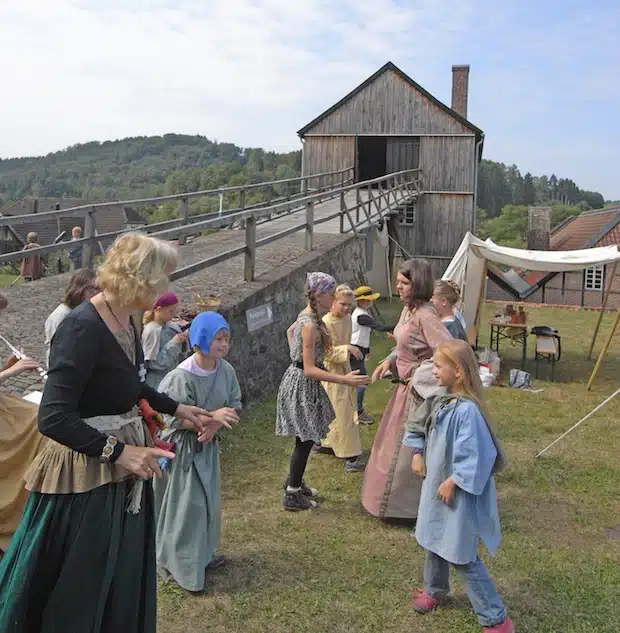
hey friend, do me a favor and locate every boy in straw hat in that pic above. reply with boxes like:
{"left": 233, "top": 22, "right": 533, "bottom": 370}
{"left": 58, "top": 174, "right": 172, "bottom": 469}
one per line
{"left": 351, "top": 286, "right": 394, "bottom": 424}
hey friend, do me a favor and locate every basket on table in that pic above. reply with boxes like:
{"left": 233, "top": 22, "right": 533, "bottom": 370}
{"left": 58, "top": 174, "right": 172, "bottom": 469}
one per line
{"left": 194, "top": 294, "right": 221, "bottom": 313}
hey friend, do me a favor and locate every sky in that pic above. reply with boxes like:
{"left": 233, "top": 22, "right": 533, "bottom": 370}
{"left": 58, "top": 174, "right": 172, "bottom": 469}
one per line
{"left": 1, "top": 0, "right": 619, "bottom": 199}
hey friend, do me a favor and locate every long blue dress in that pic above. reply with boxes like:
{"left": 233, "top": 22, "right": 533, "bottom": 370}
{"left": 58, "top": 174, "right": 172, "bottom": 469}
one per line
{"left": 153, "top": 359, "right": 241, "bottom": 592}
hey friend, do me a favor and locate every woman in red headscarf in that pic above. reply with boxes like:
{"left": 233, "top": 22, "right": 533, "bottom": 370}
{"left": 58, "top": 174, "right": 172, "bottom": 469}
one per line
{"left": 141, "top": 292, "right": 188, "bottom": 389}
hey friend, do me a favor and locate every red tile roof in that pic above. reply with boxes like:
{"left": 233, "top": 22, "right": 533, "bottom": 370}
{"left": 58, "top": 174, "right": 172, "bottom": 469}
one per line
{"left": 550, "top": 208, "right": 620, "bottom": 251}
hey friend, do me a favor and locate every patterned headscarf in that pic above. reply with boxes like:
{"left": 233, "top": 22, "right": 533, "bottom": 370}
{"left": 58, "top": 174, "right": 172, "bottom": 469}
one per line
{"left": 306, "top": 272, "right": 337, "bottom": 295}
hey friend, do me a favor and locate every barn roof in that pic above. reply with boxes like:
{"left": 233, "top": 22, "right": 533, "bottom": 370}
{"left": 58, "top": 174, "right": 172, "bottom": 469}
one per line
{"left": 550, "top": 207, "right": 620, "bottom": 251}
{"left": 297, "top": 61, "right": 484, "bottom": 141}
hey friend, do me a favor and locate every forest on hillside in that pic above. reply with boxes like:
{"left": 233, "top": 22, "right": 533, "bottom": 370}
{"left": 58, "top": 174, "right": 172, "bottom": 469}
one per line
{"left": 0, "top": 134, "right": 608, "bottom": 246}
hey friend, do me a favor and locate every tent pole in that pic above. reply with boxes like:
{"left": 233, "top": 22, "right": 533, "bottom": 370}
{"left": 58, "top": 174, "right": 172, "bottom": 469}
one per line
{"left": 470, "top": 261, "right": 488, "bottom": 345}
{"left": 588, "top": 261, "right": 617, "bottom": 359}
{"left": 587, "top": 307, "right": 620, "bottom": 390}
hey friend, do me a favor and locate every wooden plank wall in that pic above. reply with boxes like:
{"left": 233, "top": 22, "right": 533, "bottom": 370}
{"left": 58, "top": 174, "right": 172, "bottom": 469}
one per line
{"left": 306, "top": 70, "right": 472, "bottom": 135}
{"left": 386, "top": 137, "right": 420, "bottom": 173}
{"left": 419, "top": 136, "right": 475, "bottom": 191}
{"left": 303, "top": 136, "right": 354, "bottom": 187}
{"left": 414, "top": 194, "right": 472, "bottom": 259}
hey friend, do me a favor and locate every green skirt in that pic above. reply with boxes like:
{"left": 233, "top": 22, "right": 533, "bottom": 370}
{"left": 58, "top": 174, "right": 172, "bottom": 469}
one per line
{"left": 0, "top": 480, "right": 157, "bottom": 633}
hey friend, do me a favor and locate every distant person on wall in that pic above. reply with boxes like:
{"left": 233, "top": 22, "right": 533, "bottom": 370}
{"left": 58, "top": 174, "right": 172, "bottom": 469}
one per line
{"left": 431, "top": 281, "right": 468, "bottom": 342}
{"left": 20, "top": 232, "right": 44, "bottom": 282}
{"left": 44, "top": 268, "right": 99, "bottom": 368}
{"left": 313, "top": 285, "right": 366, "bottom": 473}
{"left": 277, "top": 272, "right": 369, "bottom": 511}
{"left": 68, "top": 226, "right": 83, "bottom": 272}
{"left": 350, "top": 285, "right": 395, "bottom": 425}
{"left": 154, "top": 311, "right": 241, "bottom": 593}
{"left": 141, "top": 292, "right": 188, "bottom": 390}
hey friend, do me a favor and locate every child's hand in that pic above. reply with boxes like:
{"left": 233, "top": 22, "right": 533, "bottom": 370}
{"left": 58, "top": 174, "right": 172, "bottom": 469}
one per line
{"left": 411, "top": 453, "right": 425, "bottom": 477}
{"left": 348, "top": 345, "right": 364, "bottom": 360}
{"left": 197, "top": 421, "right": 222, "bottom": 443}
{"left": 344, "top": 370, "right": 370, "bottom": 388}
{"left": 387, "top": 332, "right": 395, "bottom": 341}
{"left": 437, "top": 477, "right": 456, "bottom": 505}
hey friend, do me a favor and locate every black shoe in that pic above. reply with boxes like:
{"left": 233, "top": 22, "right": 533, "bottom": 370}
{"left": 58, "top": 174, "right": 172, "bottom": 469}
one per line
{"left": 357, "top": 409, "right": 374, "bottom": 425}
{"left": 206, "top": 555, "right": 226, "bottom": 571}
{"left": 283, "top": 488, "right": 319, "bottom": 511}
{"left": 344, "top": 456, "right": 366, "bottom": 473}
{"left": 283, "top": 478, "right": 319, "bottom": 498}
{"left": 311, "top": 443, "right": 335, "bottom": 455}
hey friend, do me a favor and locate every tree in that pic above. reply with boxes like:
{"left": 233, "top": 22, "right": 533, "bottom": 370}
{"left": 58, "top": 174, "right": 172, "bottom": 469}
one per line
{"left": 521, "top": 172, "right": 536, "bottom": 205}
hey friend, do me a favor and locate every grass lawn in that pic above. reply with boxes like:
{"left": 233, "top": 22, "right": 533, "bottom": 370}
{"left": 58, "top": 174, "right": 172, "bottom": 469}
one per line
{"left": 0, "top": 274, "right": 20, "bottom": 288}
{"left": 157, "top": 301, "right": 620, "bottom": 633}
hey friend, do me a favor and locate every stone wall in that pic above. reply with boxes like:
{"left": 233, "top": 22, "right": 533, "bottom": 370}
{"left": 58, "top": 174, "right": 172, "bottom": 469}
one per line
{"left": 218, "top": 235, "right": 366, "bottom": 405}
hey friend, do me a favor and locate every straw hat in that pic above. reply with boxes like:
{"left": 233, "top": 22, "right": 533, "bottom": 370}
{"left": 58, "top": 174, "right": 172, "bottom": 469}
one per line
{"left": 354, "top": 286, "right": 380, "bottom": 301}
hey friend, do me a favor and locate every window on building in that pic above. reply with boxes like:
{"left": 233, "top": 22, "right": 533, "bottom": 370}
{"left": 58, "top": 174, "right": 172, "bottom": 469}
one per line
{"left": 400, "top": 203, "right": 415, "bottom": 226}
{"left": 585, "top": 265, "right": 604, "bottom": 291}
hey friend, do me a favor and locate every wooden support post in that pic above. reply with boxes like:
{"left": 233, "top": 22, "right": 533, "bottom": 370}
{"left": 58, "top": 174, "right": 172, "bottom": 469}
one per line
{"left": 581, "top": 269, "right": 586, "bottom": 307}
{"left": 541, "top": 282, "right": 546, "bottom": 304}
{"left": 82, "top": 208, "right": 95, "bottom": 268}
{"left": 301, "top": 175, "right": 308, "bottom": 196}
{"left": 178, "top": 197, "right": 189, "bottom": 246}
{"left": 561, "top": 272, "right": 566, "bottom": 296}
{"left": 305, "top": 201, "right": 314, "bottom": 251}
{"left": 340, "top": 191, "right": 357, "bottom": 234}
{"left": 470, "top": 261, "right": 488, "bottom": 346}
{"left": 244, "top": 216, "right": 256, "bottom": 282}
{"left": 356, "top": 188, "right": 362, "bottom": 226}
{"left": 587, "top": 307, "right": 620, "bottom": 390}
{"left": 588, "top": 261, "right": 617, "bottom": 359}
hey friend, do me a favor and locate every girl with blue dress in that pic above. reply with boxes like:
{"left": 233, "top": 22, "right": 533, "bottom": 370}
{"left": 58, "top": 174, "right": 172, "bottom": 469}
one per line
{"left": 404, "top": 339, "right": 514, "bottom": 633}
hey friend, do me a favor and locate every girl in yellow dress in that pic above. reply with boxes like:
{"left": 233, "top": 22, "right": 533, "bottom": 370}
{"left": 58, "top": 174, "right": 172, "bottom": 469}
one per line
{"left": 315, "top": 285, "right": 366, "bottom": 473}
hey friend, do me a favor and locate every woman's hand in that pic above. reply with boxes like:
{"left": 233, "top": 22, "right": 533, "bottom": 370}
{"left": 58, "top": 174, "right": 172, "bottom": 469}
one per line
{"left": 411, "top": 453, "right": 425, "bottom": 477}
{"left": 116, "top": 445, "right": 175, "bottom": 479}
{"left": 437, "top": 477, "right": 457, "bottom": 505}
{"left": 343, "top": 370, "right": 370, "bottom": 388}
{"left": 371, "top": 359, "right": 391, "bottom": 384}
{"left": 174, "top": 404, "right": 218, "bottom": 433}
{"left": 386, "top": 332, "right": 395, "bottom": 341}
{"left": 348, "top": 345, "right": 364, "bottom": 361}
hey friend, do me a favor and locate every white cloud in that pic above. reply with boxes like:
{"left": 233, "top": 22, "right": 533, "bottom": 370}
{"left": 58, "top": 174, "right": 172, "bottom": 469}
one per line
{"left": 0, "top": 0, "right": 618, "bottom": 198}
{"left": 0, "top": 0, "right": 473, "bottom": 156}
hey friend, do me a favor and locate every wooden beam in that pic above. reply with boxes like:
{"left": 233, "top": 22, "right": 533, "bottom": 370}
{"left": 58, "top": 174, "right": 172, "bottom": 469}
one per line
{"left": 82, "top": 209, "right": 95, "bottom": 268}
{"left": 581, "top": 269, "right": 586, "bottom": 307}
{"left": 177, "top": 197, "right": 189, "bottom": 246}
{"left": 587, "top": 307, "right": 620, "bottom": 390}
{"left": 244, "top": 216, "right": 256, "bottom": 282}
{"left": 305, "top": 201, "right": 314, "bottom": 251}
{"left": 588, "top": 261, "right": 618, "bottom": 359}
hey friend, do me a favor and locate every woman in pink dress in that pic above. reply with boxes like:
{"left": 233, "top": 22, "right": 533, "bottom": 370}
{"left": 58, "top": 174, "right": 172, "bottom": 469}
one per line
{"left": 362, "top": 259, "right": 452, "bottom": 521}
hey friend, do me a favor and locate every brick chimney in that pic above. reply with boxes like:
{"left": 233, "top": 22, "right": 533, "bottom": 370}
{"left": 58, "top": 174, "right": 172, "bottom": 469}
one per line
{"left": 451, "top": 65, "right": 470, "bottom": 119}
{"left": 528, "top": 207, "right": 552, "bottom": 250}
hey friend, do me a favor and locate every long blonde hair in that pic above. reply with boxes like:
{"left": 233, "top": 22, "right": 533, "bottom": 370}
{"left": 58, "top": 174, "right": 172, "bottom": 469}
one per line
{"left": 434, "top": 340, "right": 487, "bottom": 418}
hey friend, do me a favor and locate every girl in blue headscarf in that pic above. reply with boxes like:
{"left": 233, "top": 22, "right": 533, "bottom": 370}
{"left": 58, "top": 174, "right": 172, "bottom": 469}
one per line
{"left": 153, "top": 311, "right": 241, "bottom": 594}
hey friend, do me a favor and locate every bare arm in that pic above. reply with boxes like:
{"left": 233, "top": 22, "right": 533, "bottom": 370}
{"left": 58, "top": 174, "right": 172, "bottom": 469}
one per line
{"left": 286, "top": 322, "right": 296, "bottom": 347}
{"left": 302, "top": 322, "right": 345, "bottom": 383}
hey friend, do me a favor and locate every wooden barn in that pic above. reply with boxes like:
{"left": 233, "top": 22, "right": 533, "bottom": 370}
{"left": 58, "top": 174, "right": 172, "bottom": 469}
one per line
{"left": 298, "top": 61, "right": 484, "bottom": 273}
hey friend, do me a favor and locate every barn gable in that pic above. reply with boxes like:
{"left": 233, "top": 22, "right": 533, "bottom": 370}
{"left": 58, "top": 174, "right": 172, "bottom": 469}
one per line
{"left": 298, "top": 62, "right": 482, "bottom": 138}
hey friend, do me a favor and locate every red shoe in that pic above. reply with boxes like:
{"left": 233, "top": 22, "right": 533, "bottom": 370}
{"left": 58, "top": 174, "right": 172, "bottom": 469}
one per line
{"left": 411, "top": 589, "right": 444, "bottom": 614}
{"left": 484, "top": 618, "right": 515, "bottom": 633}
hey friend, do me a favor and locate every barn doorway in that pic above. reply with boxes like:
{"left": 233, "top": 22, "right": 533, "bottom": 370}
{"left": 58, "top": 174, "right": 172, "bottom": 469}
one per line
{"left": 356, "top": 136, "right": 387, "bottom": 183}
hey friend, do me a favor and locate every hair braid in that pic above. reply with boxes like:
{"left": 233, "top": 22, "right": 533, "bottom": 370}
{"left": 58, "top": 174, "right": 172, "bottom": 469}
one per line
{"left": 307, "top": 289, "right": 332, "bottom": 352}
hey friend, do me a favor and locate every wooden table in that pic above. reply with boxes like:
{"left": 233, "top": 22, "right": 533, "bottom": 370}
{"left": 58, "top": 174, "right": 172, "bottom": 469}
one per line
{"left": 489, "top": 320, "right": 528, "bottom": 370}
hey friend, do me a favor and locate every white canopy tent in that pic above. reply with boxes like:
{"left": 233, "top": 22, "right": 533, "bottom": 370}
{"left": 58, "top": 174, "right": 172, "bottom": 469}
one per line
{"left": 442, "top": 232, "right": 620, "bottom": 388}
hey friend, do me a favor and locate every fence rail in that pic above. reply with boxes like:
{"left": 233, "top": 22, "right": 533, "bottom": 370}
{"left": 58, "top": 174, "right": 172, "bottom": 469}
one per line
{"left": 1, "top": 167, "right": 422, "bottom": 284}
